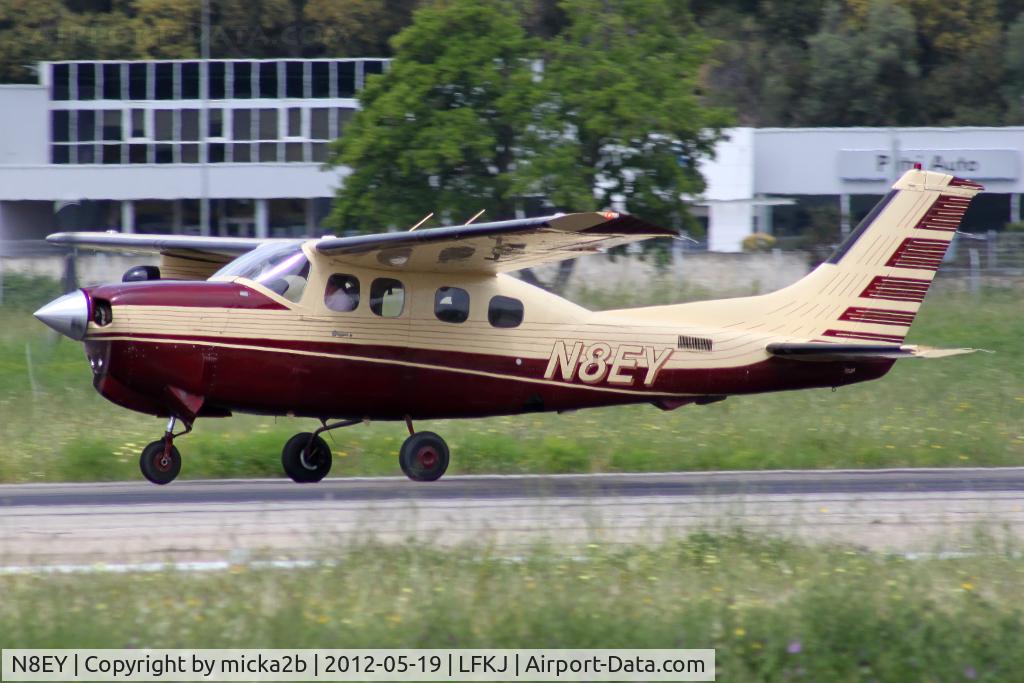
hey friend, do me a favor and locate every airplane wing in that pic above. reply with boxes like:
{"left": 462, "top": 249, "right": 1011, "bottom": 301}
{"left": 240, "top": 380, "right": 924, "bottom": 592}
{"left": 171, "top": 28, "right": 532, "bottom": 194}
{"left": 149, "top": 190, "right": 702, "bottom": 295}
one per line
{"left": 766, "top": 342, "right": 979, "bottom": 362}
{"left": 46, "top": 232, "right": 272, "bottom": 280}
{"left": 315, "top": 212, "right": 676, "bottom": 273}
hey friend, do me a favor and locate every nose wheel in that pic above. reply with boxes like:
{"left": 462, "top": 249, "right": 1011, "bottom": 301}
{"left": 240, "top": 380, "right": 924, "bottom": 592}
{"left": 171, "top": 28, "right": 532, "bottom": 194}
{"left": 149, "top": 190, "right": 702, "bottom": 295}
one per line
{"left": 139, "top": 416, "right": 190, "bottom": 485}
{"left": 399, "top": 431, "right": 450, "bottom": 482}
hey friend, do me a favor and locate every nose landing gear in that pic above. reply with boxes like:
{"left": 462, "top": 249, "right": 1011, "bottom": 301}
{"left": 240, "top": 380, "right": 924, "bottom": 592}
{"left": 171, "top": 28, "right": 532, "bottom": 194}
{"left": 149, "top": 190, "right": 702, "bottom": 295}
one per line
{"left": 139, "top": 416, "right": 190, "bottom": 485}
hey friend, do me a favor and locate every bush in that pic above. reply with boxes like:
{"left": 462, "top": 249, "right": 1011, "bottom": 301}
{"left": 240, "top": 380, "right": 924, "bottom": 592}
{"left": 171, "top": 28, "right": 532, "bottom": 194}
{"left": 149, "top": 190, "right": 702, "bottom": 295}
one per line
{"left": 742, "top": 232, "right": 776, "bottom": 252}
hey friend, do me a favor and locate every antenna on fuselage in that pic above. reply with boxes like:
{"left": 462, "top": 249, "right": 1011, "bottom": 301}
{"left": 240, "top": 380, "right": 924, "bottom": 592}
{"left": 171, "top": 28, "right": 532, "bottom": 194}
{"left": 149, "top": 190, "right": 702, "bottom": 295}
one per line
{"left": 464, "top": 209, "right": 485, "bottom": 225}
{"left": 408, "top": 212, "right": 434, "bottom": 231}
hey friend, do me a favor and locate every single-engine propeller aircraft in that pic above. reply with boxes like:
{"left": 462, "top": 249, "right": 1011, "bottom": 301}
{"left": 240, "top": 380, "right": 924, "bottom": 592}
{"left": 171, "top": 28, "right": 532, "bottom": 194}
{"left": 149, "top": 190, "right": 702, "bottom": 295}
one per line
{"left": 34, "top": 166, "right": 981, "bottom": 485}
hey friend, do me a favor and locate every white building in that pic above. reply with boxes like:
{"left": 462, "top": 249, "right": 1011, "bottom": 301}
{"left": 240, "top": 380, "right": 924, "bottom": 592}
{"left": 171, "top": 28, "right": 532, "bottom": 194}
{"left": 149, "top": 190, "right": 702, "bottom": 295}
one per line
{"left": 0, "top": 58, "right": 386, "bottom": 240}
{"left": 702, "top": 126, "right": 1021, "bottom": 250}
{"left": 0, "top": 61, "right": 1019, "bottom": 250}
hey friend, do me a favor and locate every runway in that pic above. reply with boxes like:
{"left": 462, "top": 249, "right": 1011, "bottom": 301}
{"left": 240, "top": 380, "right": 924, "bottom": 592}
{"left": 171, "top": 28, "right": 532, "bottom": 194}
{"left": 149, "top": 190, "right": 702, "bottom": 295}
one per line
{"left": 2, "top": 469, "right": 1024, "bottom": 568}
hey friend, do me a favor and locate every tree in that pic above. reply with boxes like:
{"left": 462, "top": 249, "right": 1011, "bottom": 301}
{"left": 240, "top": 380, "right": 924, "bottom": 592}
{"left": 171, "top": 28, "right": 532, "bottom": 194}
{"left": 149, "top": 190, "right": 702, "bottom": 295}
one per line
{"left": 325, "top": 0, "right": 541, "bottom": 231}
{"left": 326, "top": 0, "right": 729, "bottom": 233}
{"left": 516, "top": 0, "right": 729, "bottom": 230}
{"left": 799, "top": 0, "right": 920, "bottom": 126}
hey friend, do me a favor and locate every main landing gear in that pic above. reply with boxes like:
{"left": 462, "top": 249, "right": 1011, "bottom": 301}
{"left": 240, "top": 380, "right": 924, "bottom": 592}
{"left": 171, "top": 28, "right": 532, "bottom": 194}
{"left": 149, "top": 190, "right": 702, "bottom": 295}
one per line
{"left": 280, "top": 416, "right": 451, "bottom": 484}
{"left": 281, "top": 418, "right": 360, "bottom": 483}
{"left": 398, "top": 417, "right": 449, "bottom": 482}
{"left": 139, "top": 416, "right": 190, "bottom": 485}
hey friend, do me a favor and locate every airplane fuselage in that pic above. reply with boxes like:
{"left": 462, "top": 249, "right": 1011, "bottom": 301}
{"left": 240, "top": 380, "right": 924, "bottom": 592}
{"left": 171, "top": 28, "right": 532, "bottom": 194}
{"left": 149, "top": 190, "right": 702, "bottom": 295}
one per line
{"left": 80, "top": 273, "right": 890, "bottom": 423}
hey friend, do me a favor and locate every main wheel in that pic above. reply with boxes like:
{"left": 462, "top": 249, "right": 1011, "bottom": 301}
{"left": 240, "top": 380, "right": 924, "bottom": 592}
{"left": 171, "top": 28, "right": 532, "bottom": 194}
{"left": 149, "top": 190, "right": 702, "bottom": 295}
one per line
{"left": 399, "top": 431, "right": 450, "bottom": 482}
{"left": 282, "top": 433, "right": 332, "bottom": 483}
{"left": 139, "top": 439, "right": 181, "bottom": 485}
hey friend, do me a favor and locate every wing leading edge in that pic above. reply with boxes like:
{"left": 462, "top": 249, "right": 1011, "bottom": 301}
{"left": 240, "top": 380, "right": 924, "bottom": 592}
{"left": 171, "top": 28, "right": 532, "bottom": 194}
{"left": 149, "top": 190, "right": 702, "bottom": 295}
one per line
{"left": 315, "top": 212, "right": 676, "bottom": 273}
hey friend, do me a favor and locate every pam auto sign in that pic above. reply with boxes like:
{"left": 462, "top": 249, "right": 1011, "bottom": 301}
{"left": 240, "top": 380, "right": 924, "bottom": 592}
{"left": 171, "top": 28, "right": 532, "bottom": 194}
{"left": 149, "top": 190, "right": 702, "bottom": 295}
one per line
{"left": 839, "top": 149, "right": 1018, "bottom": 181}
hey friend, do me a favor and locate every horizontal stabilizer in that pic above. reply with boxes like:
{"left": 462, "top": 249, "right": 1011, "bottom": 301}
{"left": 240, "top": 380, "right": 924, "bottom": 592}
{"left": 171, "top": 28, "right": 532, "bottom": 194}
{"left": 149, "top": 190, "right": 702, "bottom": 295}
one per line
{"left": 766, "top": 342, "right": 979, "bottom": 362}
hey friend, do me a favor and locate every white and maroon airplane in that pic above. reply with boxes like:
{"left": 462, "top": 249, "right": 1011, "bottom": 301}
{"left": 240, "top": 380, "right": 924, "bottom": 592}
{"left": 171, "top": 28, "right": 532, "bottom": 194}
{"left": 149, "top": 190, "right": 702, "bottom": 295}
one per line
{"left": 34, "top": 166, "right": 980, "bottom": 484}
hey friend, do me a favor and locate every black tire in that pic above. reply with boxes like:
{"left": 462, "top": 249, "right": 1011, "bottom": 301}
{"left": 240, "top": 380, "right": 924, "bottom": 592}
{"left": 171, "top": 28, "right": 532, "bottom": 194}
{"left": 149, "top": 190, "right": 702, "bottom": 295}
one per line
{"left": 282, "top": 433, "right": 332, "bottom": 483}
{"left": 139, "top": 439, "right": 181, "bottom": 485}
{"left": 399, "top": 431, "right": 450, "bottom": 482}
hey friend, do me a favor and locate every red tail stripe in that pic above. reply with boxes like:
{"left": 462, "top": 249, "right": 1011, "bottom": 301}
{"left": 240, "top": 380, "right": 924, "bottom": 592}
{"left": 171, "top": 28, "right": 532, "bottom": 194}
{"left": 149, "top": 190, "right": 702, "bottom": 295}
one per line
{"left": 915, "top": 196, "right": 969, "bottom": 232}
{"left": 839, "top": 306, "right": 915, "bottom": 327}
{"left": 886, "top": 238, "right": 949, "bottom": 271}
{"left": 948, "top": 177, "right": 985, "bottom": 190}
{"left": 861, "top": 276, "right": 930, "bottom": 302}
{"left": 823, "top": 329, "right": 906, "bottom": 344}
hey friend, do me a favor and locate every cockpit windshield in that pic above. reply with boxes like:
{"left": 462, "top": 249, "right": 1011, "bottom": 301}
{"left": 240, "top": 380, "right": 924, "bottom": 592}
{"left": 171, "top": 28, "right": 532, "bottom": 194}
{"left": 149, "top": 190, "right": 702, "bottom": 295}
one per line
{"left": 212, "top": 241, "right": 310, "bottom": 303}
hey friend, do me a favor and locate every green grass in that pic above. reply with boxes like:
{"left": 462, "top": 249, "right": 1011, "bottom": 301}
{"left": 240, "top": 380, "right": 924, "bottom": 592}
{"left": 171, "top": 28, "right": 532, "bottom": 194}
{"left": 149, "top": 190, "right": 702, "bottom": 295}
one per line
{"left": 0, "top": 273, "right": 1021, "bottom": 482}
{"left": 2, "top": 534, "right": 1023, "bottom": 680}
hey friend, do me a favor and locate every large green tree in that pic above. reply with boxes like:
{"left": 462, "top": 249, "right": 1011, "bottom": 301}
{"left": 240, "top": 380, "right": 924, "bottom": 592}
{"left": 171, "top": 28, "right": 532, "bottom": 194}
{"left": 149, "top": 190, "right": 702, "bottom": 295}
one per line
{"left": 516, "top": 0, "right": 729, "bottom": 229}
{"left": 327, "top": 0, "right": 728, "bottom": 233}
{"left": 325, "top": 0, "right": 542, "bottom": 230}
{"left": 799, "top": 0, "right": 920, "bottom": 126}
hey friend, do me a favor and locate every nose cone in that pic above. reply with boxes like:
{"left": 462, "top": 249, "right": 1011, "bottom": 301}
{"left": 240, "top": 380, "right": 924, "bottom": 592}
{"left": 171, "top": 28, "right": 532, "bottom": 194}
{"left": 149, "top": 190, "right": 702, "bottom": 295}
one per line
{"left": 34, "top": 290, "right": 89, "bottom": 340}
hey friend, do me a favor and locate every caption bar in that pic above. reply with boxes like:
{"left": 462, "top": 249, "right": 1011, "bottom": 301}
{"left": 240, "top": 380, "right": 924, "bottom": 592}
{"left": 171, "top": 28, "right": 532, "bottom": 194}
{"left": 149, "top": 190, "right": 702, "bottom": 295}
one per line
{"left": 1, "top": 649, "right": 714, "bottom": 681}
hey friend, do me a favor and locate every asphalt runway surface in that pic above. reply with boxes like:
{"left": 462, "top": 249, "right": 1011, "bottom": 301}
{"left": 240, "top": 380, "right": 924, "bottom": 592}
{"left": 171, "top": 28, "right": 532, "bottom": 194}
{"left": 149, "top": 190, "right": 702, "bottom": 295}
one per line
{"left": 2, "top": 469, "right": 1024, "bottom": 569}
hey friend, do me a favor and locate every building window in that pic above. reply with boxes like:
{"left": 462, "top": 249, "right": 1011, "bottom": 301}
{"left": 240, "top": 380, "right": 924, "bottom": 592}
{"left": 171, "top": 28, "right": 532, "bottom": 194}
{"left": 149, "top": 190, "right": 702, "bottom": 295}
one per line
{"left": 129, "top": 144, "right": 148, "bottom": 163}
{"left": 52, "top": 111, "right": 71, "bottom": 142}
{"left": 259, "top": 142, "right": 278, "bottom": 162}
{"left": 311, "top": 61, "right": 330, "bottom": 97}
{"left": 154, "top": 109, "right": 174, "bottom": 141}
{"left": 370, "top": 278, "right": 405, "bottom": 317}
{"left": 101, "top": 110, "right": 122, "bottom": 141}
{"left": 77, "top": 110, "right": 96, "bottom": 141}
{"left": 232, "top": 109, "right": 252, "bottom": 139}
{"left": 233, "top": 143, "right": 251, "bottom": 162}
{"left": 435, "top": 286, "right": 470, "bottom": 323}
{"left": 102, "top": 63, "right": 122, "bottom": 99}
{"left": 310, "top": 108, "right": 329, "bottom": 139}
{"left": 258, "top": 108, "right": 277, "bottom": 139}
{"left": 209, "top": 61, "right": 226, "bottom": 99}
{"left": 208, "top": 143, "right": 226, "bottom": 163}
{"left": 286, "top": 61, "right": 304, "bottom": 98}
{"left": 155, "top": 63, "right": 174, "bottom": 99}
{"left": 52, "top": 64, "right": 70, "bottom": 100}
{"left": 102, "top": 144, "right": 122, "bottom": 164}
{"left": 129, "top": 63, "right": 148, "bottom": 99}
{"left": 209, "top": 108, "right": 224, "bottom": 137}
{"left": 287, "top": 107, "right": 302, "bottom": 137}
{"left": 232, "top": 61, "right": 252, "bottom": 98}
{"left": 324, "top": 274, "right": 360, "bottom": 312}
{"left": 181, "top": 62, "right": 200, "bottom": 99}
{"left": 130, "top": 109, "right": 147, "bottom": 138}
{"left": 155, "top": 144, "right": 173, "bottom": 163}
{"left": 180, "top": 109, "right": 199, "bottom": 141}
{"left": 336, "top": 61, "right": 355, "bottom": 97}
{"left": 52, "top": 145, "right": 70, "bottom": 164}
{"left": 259, "top": 62, "right": 278, "bottom": 98}
{"left": 488, "top": 295, "right": 524, "bottom": 328}
{"left": 77, "top": 63, "right": 96, "bottom": 100}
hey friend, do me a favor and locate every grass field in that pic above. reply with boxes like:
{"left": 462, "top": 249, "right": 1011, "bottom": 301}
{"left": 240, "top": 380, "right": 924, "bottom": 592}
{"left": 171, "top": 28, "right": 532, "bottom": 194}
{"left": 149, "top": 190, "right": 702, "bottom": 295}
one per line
{"left": 0, "top": 273, "right": 1021, "bottom": 482}
{"left": 1, "top": 533, "right": 1022, "bottom": 680}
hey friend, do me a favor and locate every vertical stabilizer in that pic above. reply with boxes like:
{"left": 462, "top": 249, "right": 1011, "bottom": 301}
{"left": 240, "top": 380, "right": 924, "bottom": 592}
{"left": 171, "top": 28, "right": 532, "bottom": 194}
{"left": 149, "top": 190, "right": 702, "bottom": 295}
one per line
{"left": 768, "top": 168, "right": 982, "bottom": 343}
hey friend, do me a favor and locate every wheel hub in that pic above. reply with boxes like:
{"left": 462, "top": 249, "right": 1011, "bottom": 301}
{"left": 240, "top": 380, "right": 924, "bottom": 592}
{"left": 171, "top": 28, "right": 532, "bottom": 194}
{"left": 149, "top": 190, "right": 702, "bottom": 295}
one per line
{"left": 417, "top": 447, "right": 438, "bottom": 469}
{"left": 154, "top": 454, "right": 172, "bottom": 472}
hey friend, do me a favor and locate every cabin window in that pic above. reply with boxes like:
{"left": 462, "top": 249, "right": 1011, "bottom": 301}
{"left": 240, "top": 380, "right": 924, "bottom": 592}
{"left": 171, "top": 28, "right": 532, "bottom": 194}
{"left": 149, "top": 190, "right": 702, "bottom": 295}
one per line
{"left": 212, "top": 241, "right": 310, "bottom": 303}
{"left": 488, "top": 295, "right": 524, "bottom": 328}
{"left": 370, "top": 278, "right": 405, "bottom": 317}
{"left": 434, "top": 287, "right": 470, "bottom": 323}
{"left": 324, "top": 274, "right": 360, "bottom": 312}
